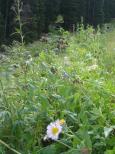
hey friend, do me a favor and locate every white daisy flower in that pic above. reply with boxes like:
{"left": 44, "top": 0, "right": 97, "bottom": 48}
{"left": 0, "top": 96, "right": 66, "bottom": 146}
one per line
{"left": 46, "top": 120, "right": 62, "bottom": 141}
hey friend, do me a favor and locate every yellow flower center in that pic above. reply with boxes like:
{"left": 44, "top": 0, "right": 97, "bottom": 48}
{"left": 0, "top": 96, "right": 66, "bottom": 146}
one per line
{"left": 52, "top": 127, "right": 59, "bottom": 135}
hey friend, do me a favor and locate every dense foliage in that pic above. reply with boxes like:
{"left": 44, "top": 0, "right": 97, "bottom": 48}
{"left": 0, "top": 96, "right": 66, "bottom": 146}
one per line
{"left": 0, "top": 0, "right": 115, "bottom": 44}
{"left": 0, "top": 24, "right": 115, "bottom": 153}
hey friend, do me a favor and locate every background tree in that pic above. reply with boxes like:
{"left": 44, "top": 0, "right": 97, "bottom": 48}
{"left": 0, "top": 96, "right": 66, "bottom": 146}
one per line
{"left": 80, "top": 0, "right": 87, "bottom": 24}
{"left": 61, "top": 0, "right": 81, "bottom": 30}
{"left": 86, "top": 0, "right": 104, "bottom": 27}
{"left": 30, "top": 0, "right": 46, "bottom": 38}
{"left": 13, "top": 0, "right": 46, "bottom": 42}
{"left": 0, "top": 0, "right": 14, "bottom": 43}
{"left": 109, "top": 0, "right": 115, "bottom": 19}
{"left": 104, "top": 0, "right": 111, "bottom": 22}
{"left": 44, "top": 0, "right": 61, "bottom": 32}
{"left": 0, "top": 10, "right": 5, "bottom": 44}
{"left": 93, "top": 0, "right": 104, "bottom": 27}
{"left": 0, "top": 0, "right": 115, "bottom": 45}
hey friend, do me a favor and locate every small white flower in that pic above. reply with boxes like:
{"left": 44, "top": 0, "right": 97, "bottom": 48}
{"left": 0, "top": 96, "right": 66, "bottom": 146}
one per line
{"left": 25, "top": 58, "right": 33, "bottom": 65}
{"left": 43, "top": 135, "right": 48, "bottom": 141}
{"left": 87, "top": 64, "right": 98, "bottom": 71}
{"left": 46, "top": 120, "right": 62, "bottom": 141}
{"left": 64, "top": 56, "right": 70, "bottom": 66}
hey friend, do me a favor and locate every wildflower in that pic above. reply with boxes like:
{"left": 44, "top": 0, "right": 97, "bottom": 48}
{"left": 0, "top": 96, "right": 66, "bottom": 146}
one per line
{"left": 46, "top": 120, "right": 62, "bottom": 141}
{"left": 25, "top": 57, "right": 33, "bottom": 65}
{"left": 62, "top": 71, "right": 69, "bottom": 79}
{"left": 64, "top": 56, "right": 70, "bottom": 66}
{"left": 59, "top": 119, "right": 65, "bottom": 125}
{"left": 87, "top": 64, "right": 98, "bottom": 71}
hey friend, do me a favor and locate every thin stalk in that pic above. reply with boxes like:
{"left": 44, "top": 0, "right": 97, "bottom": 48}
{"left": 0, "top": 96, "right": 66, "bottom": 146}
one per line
{"left": 0, "top": 140, "right": 21, "bottom": 154}
{"left": 17, "top": 0, "right": 24, "bottom": 45}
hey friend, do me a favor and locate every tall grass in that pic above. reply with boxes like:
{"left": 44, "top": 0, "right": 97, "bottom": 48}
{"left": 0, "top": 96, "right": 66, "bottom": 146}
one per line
{"left": 0, "top": 25, "right": 115, "bottom": 154}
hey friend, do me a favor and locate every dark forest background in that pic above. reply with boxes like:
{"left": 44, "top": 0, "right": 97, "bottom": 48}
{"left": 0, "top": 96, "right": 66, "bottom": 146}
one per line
{"left": 0, "top": 0, "right": 115, "bottom": 44}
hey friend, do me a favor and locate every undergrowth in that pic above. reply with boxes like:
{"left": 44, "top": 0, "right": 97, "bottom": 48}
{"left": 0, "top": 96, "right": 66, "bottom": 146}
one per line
{"left": 0, "top": 25, "right": 115, "bottom": 154}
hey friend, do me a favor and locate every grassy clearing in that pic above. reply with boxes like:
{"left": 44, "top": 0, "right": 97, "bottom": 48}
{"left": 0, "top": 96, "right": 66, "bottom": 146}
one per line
{"left": 0, "top": 26, "right": 115, "bottom": 154}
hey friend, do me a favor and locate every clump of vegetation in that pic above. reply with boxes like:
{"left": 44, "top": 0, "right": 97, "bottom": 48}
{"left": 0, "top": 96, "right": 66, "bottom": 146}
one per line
{"left": 0, "top": 25, "right": 115, "bottom": 154}
{"left": 0, "top": 0, "right": 115, "bottom": 44}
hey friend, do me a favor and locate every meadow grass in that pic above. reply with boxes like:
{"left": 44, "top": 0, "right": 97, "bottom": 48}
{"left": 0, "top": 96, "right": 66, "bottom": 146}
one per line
{"left": 0, "top": 25, "right": 115, "bottom": 154}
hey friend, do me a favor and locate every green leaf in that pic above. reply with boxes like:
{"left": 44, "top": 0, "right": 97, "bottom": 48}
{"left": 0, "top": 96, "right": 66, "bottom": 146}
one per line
{"left": 105, "top": 148, "right": 115, "bottom": 154}
{"left": 38, "top": 145, "right": 57, "bottom": 154}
